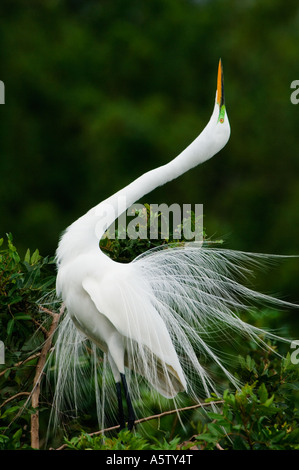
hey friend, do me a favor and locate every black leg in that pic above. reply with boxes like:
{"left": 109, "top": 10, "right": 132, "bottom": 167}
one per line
{"left": 120, "top": 373, "right": 136, "bottom": 431}
{"left": 116, "top": 381, "right": 125, "bottom": 430}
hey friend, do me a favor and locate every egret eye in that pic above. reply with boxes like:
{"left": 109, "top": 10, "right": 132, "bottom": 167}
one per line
{"left": 218, "top": 103, "right": 226, "bottom": 123}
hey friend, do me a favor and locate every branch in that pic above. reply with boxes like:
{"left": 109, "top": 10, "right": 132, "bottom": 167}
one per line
{"left": 0, "top": 350, "right": 55, "bottom": 378}
{"left": 30, "top": 316, "right": 48, "bottom": 337}
{"left": 39, "top": 306, "right": 59, "bottom": 317}
{"left": 30, "top": 303, "right": 65, "bottom": 449}
{"left": 53, "top": 399, "right": 224, "bottom": 451}
{"left": 0, "top": 308, "right": 60, "bottom": 379}
{"left": 0, "top": 392, "right": 31, "bottom": 408}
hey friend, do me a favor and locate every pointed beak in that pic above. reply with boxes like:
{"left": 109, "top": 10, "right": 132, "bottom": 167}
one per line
{"left": 217, "top": 59, "right": 225, "bottom": 108}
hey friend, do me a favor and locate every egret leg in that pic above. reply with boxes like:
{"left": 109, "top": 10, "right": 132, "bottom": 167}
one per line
{"left": 107, "top": 342, "right": 135, "bottom": 430}
{"left": 120, "top": 373, "right": 136, "bottom": 431}
{"left": 115, "top": 381, "right": 126, "bottom": 430}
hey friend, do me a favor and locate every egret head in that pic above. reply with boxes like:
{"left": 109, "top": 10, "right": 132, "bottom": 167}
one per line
{"left": 217, "top": 59, "right": 226, "bottom": 124}
{"left": 208, "top": 59, "right": 230, "bottom": 150}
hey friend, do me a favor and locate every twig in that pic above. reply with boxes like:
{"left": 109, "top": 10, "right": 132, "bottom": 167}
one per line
{"left": 39, "top": 306, "right": 59, "bottom": 317}
{"left": 30, "top": 316, "right": 48, "bottom": 337}
{"left": 53, "top": 399, "right": 224, "bottom": 451}
{"left": 0, "top": 350, "right": 54, "bottom": 378}
{"left": 30, "top": 304, "right": 65, "bottom": 449}
{"left": 0, "top": 392, "right": 30, "bottom": 408}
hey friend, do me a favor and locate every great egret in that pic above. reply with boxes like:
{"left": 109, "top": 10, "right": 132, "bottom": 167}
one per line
{"left": 51, "top": 60, "right": 294, "bottom": 432}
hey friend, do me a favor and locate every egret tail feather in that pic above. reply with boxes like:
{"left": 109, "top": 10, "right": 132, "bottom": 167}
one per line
{"left": 47, "top": 245, "right": 296, "bottom": 430}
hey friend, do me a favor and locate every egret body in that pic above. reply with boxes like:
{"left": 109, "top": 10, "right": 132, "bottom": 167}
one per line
{"left": 53, "top": 61, "right": 293, "bottom": 431}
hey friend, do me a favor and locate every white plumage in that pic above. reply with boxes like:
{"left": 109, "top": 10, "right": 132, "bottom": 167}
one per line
{"left": 50, "top": 61, "right": 294, "bottom": 431}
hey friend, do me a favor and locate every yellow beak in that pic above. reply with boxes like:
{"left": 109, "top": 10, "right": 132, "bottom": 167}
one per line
{"left": 217, "top": 59, "right": 225, "bottom": 108}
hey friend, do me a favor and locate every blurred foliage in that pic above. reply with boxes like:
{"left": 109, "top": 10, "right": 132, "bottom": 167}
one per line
{"left": 0, "top": 0, "right": 299, "bottom": 302}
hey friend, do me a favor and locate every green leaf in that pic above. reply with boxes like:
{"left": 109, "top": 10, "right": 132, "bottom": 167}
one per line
{"left": 207, "top": 411, "right": 222, "bottom": 419}
{"left": 12, "top": 428, "right": 22, "bottom": 442}
{"left": 246, "top": 355, "right": 256, "bottom": 371}
{"left": 7, "top": 318, "right": 15, "bottom": 337}
{"left": 1, "top": 406, "right": 20, "bottom": 419}
{"left": 31, "top": 249, "right": 40, "bottom": 264}
{"left": 264, "top": 394, "right": 275, "bottom": 407}
{"left": 207, "top": 422, "right": 223, "bottom": 437}
{"left": 233, "top": 436, "right": 249, "bottom": 450}
{"left": 196, "top": 433, "right": 218, "bottom": 444}
{"left": 7, "top": 295, "right": 23, "bottom": 305}
{"left": 14, "top": 314, "right": 32, "bottom": 321}
{"left": 271, "top": 430, "right": 286, "bottom": 444}
{"left": 24, "top": 249, "right": 31, "bottom": 264}
{"left": 258, "top": 383, "right": 268, "bottom": 403}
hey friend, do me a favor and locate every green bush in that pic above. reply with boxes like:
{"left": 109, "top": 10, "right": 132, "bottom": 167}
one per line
{"left": 0, "top": 234, "right": 57, "bottom": 449}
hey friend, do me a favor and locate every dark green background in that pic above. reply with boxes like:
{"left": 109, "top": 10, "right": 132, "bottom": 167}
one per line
{"left": 1, "top": 0, "right": 299, "bottom": 301}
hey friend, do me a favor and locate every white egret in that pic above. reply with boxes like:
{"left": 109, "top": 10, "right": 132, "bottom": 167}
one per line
{"left": 51, "top": 60, "right": 295, "bottom": 432}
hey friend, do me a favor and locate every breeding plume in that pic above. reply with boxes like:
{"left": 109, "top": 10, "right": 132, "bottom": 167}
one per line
{"left": 52, "top": 61, "right": 293, "bottom": 431}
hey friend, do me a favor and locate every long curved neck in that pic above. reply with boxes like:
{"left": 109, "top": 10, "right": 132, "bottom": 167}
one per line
{"left": 91, "top": 100, "right": 221, "bottom": 234}
{"left": 103, "top": 128, "right": 212, "bottom": 212}
{"left": 57, "top": 99, "right": 228, "bottom": 265}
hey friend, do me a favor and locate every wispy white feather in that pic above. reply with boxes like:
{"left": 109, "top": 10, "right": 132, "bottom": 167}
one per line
{"left": 46, "top": 61, "right": 297, "bottom": 434}
{"left": 47, "top": 244, "right": 296, "bottom": 431}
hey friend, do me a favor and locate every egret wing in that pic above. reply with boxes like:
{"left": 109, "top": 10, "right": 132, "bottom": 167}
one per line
{"left": 82, "top": 268, "right": 187, "bottom": 396}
